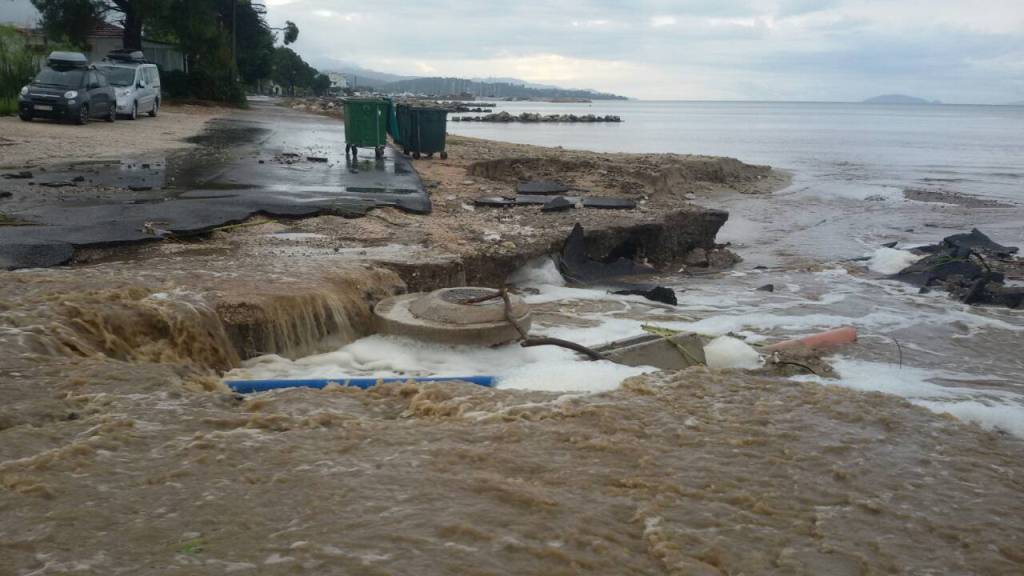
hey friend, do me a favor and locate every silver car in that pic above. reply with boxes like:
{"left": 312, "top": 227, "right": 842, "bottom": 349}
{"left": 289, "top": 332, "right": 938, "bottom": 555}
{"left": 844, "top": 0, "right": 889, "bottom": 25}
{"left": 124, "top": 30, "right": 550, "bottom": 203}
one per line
{"left": 97, "top": 58, "right": 161, "bottom": 120}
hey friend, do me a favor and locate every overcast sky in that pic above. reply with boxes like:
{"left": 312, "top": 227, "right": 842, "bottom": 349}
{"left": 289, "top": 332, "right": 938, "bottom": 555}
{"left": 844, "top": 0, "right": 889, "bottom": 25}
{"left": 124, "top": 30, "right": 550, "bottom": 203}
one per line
{"left": 4, "top": 0, "right": 1022, "bottom": 102}
{"left": 262, "top": 0, "right": 1023, "bottom": 103}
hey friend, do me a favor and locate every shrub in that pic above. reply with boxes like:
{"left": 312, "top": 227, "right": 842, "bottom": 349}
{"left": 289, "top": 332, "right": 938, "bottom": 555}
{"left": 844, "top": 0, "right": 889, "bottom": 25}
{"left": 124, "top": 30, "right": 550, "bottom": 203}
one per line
{"left": 0, "top": 26, "right": 38, "bottom": 115}
{"left": 161, "top": 69, "right": 190, "bottom": 99}
{"left": 160, "top": 68, "right": 245, "bottom": 106}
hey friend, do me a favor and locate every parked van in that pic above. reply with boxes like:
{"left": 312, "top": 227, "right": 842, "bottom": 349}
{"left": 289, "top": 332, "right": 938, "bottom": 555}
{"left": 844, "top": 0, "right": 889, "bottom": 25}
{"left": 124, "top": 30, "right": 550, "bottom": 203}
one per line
{"left": 17, "top": 52, "right": 116, "bottom": 124}
{"left": 97, "top": 50, "right": 161, "bottom": 120}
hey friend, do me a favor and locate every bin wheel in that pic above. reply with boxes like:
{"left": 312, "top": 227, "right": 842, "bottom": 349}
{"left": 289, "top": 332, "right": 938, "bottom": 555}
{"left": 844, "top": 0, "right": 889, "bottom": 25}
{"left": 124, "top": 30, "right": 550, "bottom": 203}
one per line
{"left": 350, "top": 146, "right": 358, "bottom": 160}
{"left": 402, "top": 147, "right": 409, "bottom": 155}
{"left": 427, "top": 153, "right": 434, "bottom": 159}
{"left": 375, "top": 146, "right": 385, "bottom": 159}
{"left": 440, "top": 151, "right": 448, "bottom": 160}
{"left": 413, "top": 151, "right": 421, "bottom": 159}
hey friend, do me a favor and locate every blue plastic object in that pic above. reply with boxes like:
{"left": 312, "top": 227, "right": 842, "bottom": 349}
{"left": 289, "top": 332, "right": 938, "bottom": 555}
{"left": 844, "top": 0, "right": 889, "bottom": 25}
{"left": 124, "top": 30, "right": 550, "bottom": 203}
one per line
{"left": 226, "top": 376, "right": 497, "bottom": 394}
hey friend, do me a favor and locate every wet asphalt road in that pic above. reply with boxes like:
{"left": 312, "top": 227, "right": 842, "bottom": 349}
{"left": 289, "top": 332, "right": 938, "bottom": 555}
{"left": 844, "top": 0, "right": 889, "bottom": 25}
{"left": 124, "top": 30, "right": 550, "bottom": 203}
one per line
{"left": 0, "top": 101, "right": 430, "bottom": 269}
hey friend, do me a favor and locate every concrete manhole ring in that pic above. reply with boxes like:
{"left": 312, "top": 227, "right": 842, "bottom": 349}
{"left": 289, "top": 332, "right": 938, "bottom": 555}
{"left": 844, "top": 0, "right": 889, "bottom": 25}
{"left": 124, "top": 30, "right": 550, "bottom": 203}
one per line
{"left": 374, "top": 287, "right": 532, "bottom": 346}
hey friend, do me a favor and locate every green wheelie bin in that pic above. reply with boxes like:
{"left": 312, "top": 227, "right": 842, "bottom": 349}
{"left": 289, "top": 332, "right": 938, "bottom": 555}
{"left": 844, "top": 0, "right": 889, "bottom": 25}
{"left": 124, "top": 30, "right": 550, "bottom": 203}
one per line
{"left": 399, "top": 105, "right": 449, "bottom": 159}
{"left": 344, "top": 98, "right": 391, "bottom": 160}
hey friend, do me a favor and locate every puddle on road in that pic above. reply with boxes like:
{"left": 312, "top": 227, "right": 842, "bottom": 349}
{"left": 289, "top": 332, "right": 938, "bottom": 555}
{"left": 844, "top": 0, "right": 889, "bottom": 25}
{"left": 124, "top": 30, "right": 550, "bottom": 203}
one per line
{"left": 9, "top": 116, "right": 416, "bottom": 200}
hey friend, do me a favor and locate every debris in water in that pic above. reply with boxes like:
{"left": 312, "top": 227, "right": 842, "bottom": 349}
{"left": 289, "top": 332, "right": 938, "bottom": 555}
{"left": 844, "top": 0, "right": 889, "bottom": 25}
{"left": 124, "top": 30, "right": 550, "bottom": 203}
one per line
{"left": 227, "top": 375, "right": 497, "bottom": 394}
{"left": 556, "top": 223, "right": 654, "bottom": 284}
{"left": 596, "top": 330, "right": 706, "bottom": 370}
{"left": 762, "top": 326, "right": 858, "bottom": 353}
{"left": 612, "top": 285, "right": 677, "bottom": 305}
{"left": 756, "top": 283, "right": 775, "bottom": 292}
{"left": 892, "top": 229, "right": 1022, "bottom": 308}
{"left": 374, "top": 286, "right": 532, "bottom": 346}
{"left": 1, "top": 170, "right": 33, "bottom": 179}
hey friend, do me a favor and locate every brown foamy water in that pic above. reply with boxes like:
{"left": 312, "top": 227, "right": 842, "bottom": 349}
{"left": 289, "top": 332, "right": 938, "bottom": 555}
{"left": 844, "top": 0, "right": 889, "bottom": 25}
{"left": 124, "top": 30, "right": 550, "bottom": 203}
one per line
{"left": 2, "top": 254, "right": 1023, "bottom": 575}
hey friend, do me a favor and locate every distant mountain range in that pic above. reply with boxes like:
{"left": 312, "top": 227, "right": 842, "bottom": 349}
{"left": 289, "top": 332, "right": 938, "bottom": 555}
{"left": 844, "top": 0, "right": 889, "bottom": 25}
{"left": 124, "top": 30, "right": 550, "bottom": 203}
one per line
{"left": 308, "top": 60, "right": 414, "bottom": 89}
{"left": 471, "top": 77, "right": 559, "bottom": 90}
{"left": 379, "top": 77, "right": 626, "bottom": 100}
{"left": 863, "top": 94, "right": 942, "bottom": 105}
{"left": 308, "top": 61, "right": 626, "bottom": 100}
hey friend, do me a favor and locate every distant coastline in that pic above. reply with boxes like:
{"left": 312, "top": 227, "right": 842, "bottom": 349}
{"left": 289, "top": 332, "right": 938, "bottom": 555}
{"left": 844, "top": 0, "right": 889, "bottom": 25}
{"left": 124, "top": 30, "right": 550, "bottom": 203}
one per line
{"left": 862, "top": 94, "right": 941, "bottom": 105}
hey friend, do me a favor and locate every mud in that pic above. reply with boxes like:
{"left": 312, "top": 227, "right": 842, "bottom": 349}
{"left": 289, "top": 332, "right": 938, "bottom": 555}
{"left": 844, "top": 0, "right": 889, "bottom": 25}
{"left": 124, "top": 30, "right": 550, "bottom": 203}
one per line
{"left": 2, "top": 366, "right": 1022, "bottom": 575}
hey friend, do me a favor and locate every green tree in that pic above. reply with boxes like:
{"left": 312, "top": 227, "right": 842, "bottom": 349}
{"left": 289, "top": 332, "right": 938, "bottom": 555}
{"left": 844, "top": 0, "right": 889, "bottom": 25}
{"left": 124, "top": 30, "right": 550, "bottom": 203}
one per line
{"left": 280, "top": 20, "right": 298, "bottom": 44}
{"left": 271, "top": 46, "right": 315, "bottom": 95}
{"left": 30, "top": 0, "right": 100, "bottom": 48}
{"left": 311, "top": 73, "right": 330, "bottom": 96}
{"left": 30, "top": 0, "right": 165, "bottom": 50}
{"left": 232, "top": 1, "right": 275, "bottom": 85}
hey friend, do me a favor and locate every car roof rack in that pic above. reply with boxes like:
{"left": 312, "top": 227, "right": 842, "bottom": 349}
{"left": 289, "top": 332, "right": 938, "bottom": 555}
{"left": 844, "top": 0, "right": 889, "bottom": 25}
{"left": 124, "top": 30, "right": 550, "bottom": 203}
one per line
{"left": 105, "top": 49, "right": 148, "bottom": 63}
{"left": 47, "top": 51, "right": 89, "bottom": 69}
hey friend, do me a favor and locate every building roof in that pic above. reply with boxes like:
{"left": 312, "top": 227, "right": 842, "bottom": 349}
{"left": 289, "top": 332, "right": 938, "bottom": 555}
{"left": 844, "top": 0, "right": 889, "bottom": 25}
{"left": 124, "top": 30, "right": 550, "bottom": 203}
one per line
{"left": 89, "top": 21, "right": 124, "bottom": 39}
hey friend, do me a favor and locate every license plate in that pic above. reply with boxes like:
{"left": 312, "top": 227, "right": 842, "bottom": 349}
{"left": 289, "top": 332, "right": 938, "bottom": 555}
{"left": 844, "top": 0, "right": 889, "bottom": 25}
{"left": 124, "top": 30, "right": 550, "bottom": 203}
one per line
{"left": 34, "top": 105, "right": 53, "bottom": 111}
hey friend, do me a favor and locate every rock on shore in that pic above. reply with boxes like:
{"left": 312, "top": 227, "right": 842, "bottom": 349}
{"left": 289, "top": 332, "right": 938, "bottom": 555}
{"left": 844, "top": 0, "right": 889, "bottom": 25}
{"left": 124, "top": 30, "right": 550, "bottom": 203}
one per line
{"left": 452, "top": 111, "right": 622, "bottom": 123}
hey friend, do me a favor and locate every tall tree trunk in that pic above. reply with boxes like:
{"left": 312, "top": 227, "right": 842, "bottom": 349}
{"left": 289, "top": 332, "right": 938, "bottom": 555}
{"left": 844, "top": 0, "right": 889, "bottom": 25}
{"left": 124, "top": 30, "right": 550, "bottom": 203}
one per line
{"left": 122, "top": 7, "right": 143, "bottom": 50}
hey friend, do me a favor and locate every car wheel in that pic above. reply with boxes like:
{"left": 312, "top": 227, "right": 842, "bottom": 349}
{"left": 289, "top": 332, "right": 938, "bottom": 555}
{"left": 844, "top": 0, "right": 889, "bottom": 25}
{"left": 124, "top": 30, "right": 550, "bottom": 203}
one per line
{"left": 76, "top": 104, "right": 89, "bottom": 125}
{"left": 106, "top": 103, "right": 116, "bottom": 123}
{"left": 130, "top": 102, "right": 138, "bottom": 120}
{"left": 148, "top": 99, "right": 159, "bottom": 117}
{"left": 18, "top": 113, "right": 32, "bottom": 122}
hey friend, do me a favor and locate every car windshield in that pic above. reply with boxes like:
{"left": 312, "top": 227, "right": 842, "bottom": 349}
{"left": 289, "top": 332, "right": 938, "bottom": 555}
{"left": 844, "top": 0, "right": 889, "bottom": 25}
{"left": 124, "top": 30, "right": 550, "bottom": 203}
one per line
{"left": 34, "top": 68, "right": 84, "bottom": 88}
{"left": 97, "top": 66, "right": 136, "bottom": 86}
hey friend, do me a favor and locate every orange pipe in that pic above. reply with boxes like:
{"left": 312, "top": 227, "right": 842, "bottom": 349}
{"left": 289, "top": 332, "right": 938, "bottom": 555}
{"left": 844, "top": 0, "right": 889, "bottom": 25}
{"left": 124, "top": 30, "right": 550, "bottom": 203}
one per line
{"left": 763, "top": 326, "right": 857, "bottom": 353}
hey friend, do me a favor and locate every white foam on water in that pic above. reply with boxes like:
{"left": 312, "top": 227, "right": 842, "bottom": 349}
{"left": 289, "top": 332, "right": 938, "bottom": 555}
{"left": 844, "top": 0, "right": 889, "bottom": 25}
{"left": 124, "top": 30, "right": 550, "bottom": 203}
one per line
{"left": 793, "top": 358, "right": 1024, "bottom": 438}
{"left": 914, "top": 400, "right": 1024, "bottom": 438}
{"left": 509, "top": 257, "right": 565, "bottom": 287}
{"left": 703, "top": 336, "right": 763, "bottom": 370}
{"left": 866, "top": 247, "right": 924, "bottom": 275}
{"left": 227, "top": 334, "right": 653, "bottom": 394}
{"left": 500, "top": 360, "right": 654, "bottom": 393}
{"left": 521, "top": 284, "right": 627, "bottom": 305}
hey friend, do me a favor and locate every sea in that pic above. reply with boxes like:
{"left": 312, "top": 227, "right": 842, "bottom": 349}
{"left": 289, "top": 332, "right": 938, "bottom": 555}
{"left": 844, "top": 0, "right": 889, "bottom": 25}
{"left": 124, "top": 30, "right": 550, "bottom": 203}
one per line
{"left": 231, "top": 100, "right": 1024, "bottom": 438}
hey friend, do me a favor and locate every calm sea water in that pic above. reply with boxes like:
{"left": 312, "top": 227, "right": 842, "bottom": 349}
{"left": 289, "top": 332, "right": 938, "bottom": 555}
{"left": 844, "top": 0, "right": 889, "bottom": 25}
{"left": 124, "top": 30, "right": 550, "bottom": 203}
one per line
{"left": 450, "top": 101, "right": 1024, "bottom": 260}
{"left": 449, "top": 100, "right": 1024, "bottom": 200}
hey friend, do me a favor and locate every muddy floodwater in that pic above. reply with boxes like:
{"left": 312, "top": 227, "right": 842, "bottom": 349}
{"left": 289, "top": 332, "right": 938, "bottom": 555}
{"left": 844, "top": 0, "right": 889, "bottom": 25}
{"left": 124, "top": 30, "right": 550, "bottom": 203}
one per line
{"left": 3, "top": 253, "right": 1023, "bottom": 575}
{"left": 2, "top": 101, "right": 1024, "bottom": 575}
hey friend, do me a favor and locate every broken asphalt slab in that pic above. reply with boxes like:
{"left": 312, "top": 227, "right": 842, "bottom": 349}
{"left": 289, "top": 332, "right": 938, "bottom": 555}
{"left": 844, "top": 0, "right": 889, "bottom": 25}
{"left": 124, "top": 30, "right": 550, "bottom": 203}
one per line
{"left": 0, "top": 102, "right": 430, "bottom": 269}
{"left": 474, "top": 196, "right": 636, "bottom": 210}
{"left": 517, "top": 180, "right": 569, "bottom": 194}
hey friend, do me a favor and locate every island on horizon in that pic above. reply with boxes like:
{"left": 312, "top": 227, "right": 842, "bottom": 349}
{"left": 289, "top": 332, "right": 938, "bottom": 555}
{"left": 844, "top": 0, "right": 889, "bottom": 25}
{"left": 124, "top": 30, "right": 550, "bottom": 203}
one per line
{"left": 863, "top": 94, "right": 942, "bottom": 105}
